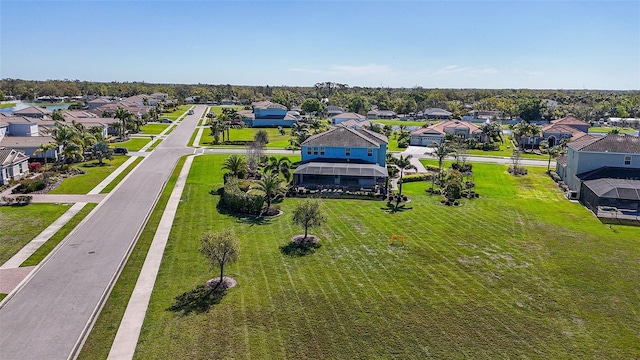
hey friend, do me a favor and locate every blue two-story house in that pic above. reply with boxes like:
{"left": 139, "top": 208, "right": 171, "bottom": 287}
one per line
{"left": 242, "top": 101, "right": 297, "bottom": 127}
{"left": 293, "top": 125, "right": 388, "bottom": 192}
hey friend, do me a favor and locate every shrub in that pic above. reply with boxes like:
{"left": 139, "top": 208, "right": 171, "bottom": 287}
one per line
{"left": 28, "top": 162, "right": 42, "bottom": 172}
{"left": 15, "top": 195, "right": 32, "bottom": 206}
{"left": 397, "top": 139, "right": 409, "bottom": 148}
{"left": 219, "top": 177, "right": 264, "bottom": 215}
{"left": 426, "top": 165, "right": 439, "bottom": 172}
{"left": 402, "top": 173, "right": 432, "bottom": 183}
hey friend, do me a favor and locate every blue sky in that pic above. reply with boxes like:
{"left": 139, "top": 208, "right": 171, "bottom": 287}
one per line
{"left": 1, "top": 1, "right": 639, "bottom": 89}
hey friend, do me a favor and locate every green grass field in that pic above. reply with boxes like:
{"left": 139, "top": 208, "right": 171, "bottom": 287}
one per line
{"left": 588, "top": 127, "right": 637, "bottom": 134}
{"left": 0, "top": 103, "right": 16, "bottom": 109}
{"left": 200, "top": 127, "right": 292, "bottom": 148}
{"left": 49, "top": 156, "right": 129, "bottom": 194}
{"left": 92, "top": 155, "right": 639, "bottom": 358}
{"left": 110, "top": 138, "right": 151, "bottom": 152}
{"left": 139, "top": 124, "right": 169, "bottom": 135}
{"left": 0, "top": 204, "right": 70, "bottom": 264}
{"left": 21, "top": 203, "right": 97, "bottom": 266}
{"left": 161, "top": 105, "right": 191, "bottom": 120}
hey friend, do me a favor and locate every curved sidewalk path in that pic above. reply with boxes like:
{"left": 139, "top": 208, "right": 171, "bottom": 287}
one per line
{"left": 0, "top": 105, "right": 204, "bottom": 360}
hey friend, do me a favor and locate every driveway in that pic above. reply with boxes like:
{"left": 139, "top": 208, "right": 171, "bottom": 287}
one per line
{"left": 0, "top": 105, "right": 205, "bottom": 360}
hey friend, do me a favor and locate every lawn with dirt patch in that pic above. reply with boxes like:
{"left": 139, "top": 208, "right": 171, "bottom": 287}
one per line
{"left": 90, "top": 155, "right": 639, "bottom": 359}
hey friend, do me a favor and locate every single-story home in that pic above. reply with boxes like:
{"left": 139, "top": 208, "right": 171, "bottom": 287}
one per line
{"left": 0, "top": 147, "right": 30, "bottom": 185}
{"left": 410, "top": 120, "right": 482, "bottom": 146}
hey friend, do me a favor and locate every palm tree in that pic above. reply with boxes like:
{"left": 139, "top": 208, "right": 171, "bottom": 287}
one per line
{"left": 256, "top": 171, "right": 284, "bottom": 210}
{"left": 266, "top": 156, "right": 292, "bottom": 183}
{"left": 51, "top": 122, "right": 82, "bottom": 164}
{"left": 114, "top": 107, "right": 131, "bottom": 139}
{"left": 310, "top": 119, "right": 322, "bottom": 133}
{"left": 431, "top": 141, "right": 454, "bottom": 189}
{"left": 539, "top": 138, "right": 568, "bottom": 172}
{"left": 209, "top": 119, "right": 225, "bottom": 144}
{"left": 222, "top": 154, "right": 247, "bottom": 178}
{"left": 393, "top": 154, "right": 417, "bottom": 197}
{"left": 91, "top": 141, "right": 113, "bottom": 165}
{"left": 34, "top": 142, "right": 58, "bottom": 170}
{"left": 525, "top": 123, "right": 541, "bottom": 152}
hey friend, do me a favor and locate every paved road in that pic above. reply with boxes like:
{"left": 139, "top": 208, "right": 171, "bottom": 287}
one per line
{"left": 0, "top": 105, "right": 205, "bottom": 360}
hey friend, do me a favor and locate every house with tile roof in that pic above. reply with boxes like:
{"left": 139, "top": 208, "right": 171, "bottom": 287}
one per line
{"left": 410, "top": 120, "right": 482, "bottom": 146}
{"left": 0, "top": 147, "right": 30, "bottom": 185}
{"left": 550, "top": 115, "right": 590, "bottom": 133}
{"left": 293, "top": 126, "right": 388, "bottom": 191}
{"left": 556, "top": 135, "right": 640, "bottom": 204}
{"left": 325, "top": 106, "right": 345, "bottom": 117}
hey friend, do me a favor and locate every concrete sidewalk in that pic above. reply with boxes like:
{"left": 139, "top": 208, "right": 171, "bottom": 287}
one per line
{"left": 107, "top": 154, "right": 197, "bottom": 360}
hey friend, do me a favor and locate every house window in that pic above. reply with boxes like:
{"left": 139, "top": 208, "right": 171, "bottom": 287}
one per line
{"left": 19, "top": 163, "right": 23, "bottom": 173}
{"left": 306, "top": 147, "right": 311, "bottom": 155}
{"left": 320, "top": 147, "right": 325, "bottom": 155}
{"left": 345, "top": 148, "right": 351, "bottom": 156}
{"left": 313, "top": 147, "right": 318, "bottom": 155}
{"left": 368, "top": 148, "right": 373, "bottom": 157}
{"left": 624, "top": 156, "right": 631, "bottom": 166}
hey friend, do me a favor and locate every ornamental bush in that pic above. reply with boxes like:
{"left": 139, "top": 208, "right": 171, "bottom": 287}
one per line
{"left": 219, "top": 177, "right": 264, "bottom": 215}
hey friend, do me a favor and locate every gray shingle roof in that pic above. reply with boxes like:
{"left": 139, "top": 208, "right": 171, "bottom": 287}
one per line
{"left": 303, "top": 126, "right": 388, "bottom": 148}
{"left": 569, "top": 135, "right": 640, "bottom": 153}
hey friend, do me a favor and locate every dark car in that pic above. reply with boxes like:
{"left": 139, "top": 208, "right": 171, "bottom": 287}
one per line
{"left": 113, "top": 147, "right": 128, "bottom": 154}
{"left": 159, "top": 118, "right": 172, "bottom": 123}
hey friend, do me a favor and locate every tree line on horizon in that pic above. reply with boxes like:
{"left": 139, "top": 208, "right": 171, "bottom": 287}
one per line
{"left": 1, "top": 78, "right": 639, "bottom": 122}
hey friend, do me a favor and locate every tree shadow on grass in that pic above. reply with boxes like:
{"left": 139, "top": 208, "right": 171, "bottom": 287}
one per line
{"left": 214, "top": 203, "right": 272, "bottom": 226}
{"left": 280, "top": 241, "right": 321, "bottom": 257}
{"left": 166, "top": 285, "right": 227, "bottom": 315}
{"left": 381, "top": 202, "right": 412, "bottom": 214}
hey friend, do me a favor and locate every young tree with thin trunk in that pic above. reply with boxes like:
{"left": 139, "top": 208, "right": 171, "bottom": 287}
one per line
{"left": 292, "top": 199, "right": 327, "bottom": 240}
{"left": 199, "top": 229, "right": 239, "bottom": 291}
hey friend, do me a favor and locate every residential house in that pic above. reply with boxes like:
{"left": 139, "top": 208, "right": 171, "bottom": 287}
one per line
{"left": 0, "top": 147, "right": 30, "bottom": 185}
{"left": 0, "top": 118, "right": 8, "bottom": 142}
{"left": 516, "top": 115, "right": 592, "bottom": 148}
{"left": 12, "top": 106, "right": 52, "bottom": 119}
{"left": 331, "top": 112, "right": 366, "bottom": 125}
{"left": 550, "top": 115, "right": 590, "bottom": 133}
{"left": 423, "top": 108, "right": 452, "bottom": 120}
{"left": 367, "top": 109, "right": 397, "bottom": 120}
{"left": 326, "top": 106, "right": 344, "bottom": 117}
{"left": 240, "top": 101, "right": 297, "bottom": 127}
{"left": 556, "top": 135, "right": 640, "bottom": 207}
{"left": 87, "top": 97, "right": 114, "bottom": 110}
{"left": 293, "top": 126, "right": 388, "bottom": 192}
{"left": 0, "top": 135, "right": 60, "bottom": 161}
{"left": 410, "top": 120, "right": 482, "bottom": 146}
{"left": 339, "top": 119, "right": 372, "bottom": 130}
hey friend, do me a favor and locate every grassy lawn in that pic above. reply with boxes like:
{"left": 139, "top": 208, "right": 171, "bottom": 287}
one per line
{"left": 110, "top": 138, "right": 151, "bottom": 152}
{"left": 200, "top": 127, "right": 291, "bottom": 148}
{"left": 21, "top": 203, "right": 97, "bottom": 266}
{"left": 78, "top": 157, "right": 189, "bottom": 360}
{"left": 588, "top": 127, "right": 637, "bottom": 134}
{"left": 88, "top": 155, "right": 640, "bottom": 358}
{"left": 161, "top": 105, "right": 191, "bottom": 120}
{"left": 0, "top": 204, "right": 70, "bottom": 264}
{"left": 208, "top": 105, "right": 244, "bottom": 117}
{"left": 49, "top": 156, "right": 129, "bottom": 194}
{"left": 139, "top": 124, "right": 169, "bottom": 135}
{"left": 0, "top": 103, "right": 16, "bottom": 109}
{"left": 372, "top": 119, "right": 429, "bottom": 127}
{"left": 100, "top": 157, "right": 143, "bottom": 193}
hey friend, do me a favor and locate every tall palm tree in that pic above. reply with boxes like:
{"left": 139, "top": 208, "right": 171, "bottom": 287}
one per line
{"left": 393, "top": 154, "right": 417, "bottom": 197}
{"left": 256, "top": 171, "right": 284, "bottom": 210}
{"left": 51, "top": 122, "right": 82, "bottom": 164}
{"left": 222, "top": 154, "right": 247, "bottom": 178}
{"left": 539, "top": 138, "right": 568, "bottom": 172}
{"left": 114, "top": 107, "right": 131, "bottom": 139}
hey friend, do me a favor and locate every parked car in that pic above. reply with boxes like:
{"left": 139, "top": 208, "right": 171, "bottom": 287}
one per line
{"left": 113, "top": 147, "right": 128, "bottom": 154}
{"left": 159, "top": 118, "right": 172, "bottom": 123}
{"left": 188, "top": 109, "right": 194, "bottom": 115}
